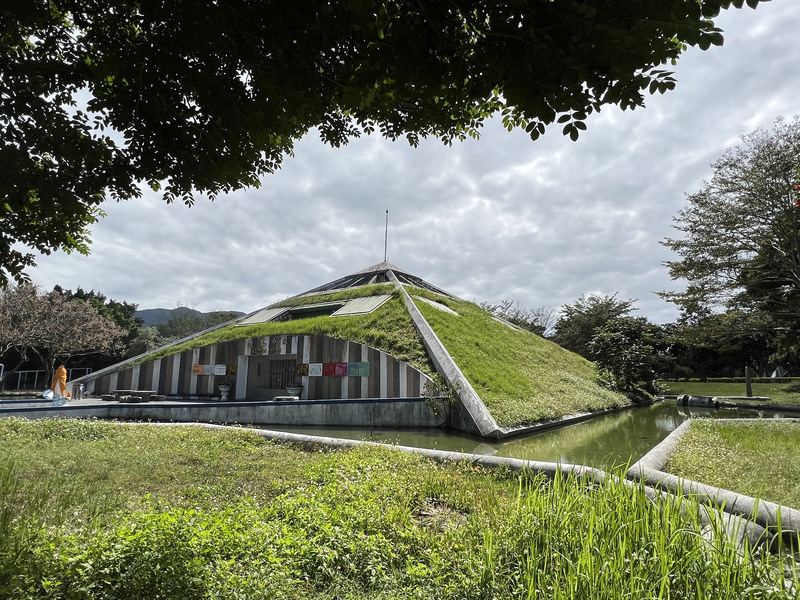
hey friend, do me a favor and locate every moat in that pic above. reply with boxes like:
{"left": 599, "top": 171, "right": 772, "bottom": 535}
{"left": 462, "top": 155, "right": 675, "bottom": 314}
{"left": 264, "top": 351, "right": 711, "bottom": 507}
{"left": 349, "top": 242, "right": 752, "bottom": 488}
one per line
{"left": 268, "top": 400, "right": 786, "bottom": 469}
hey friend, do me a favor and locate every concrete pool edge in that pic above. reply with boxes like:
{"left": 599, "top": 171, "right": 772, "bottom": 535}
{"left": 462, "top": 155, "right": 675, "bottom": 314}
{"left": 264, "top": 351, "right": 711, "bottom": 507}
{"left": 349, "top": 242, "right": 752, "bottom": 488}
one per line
{"left": 628, "top": 417, "right": 800, "bottom": 535}
{"left": 0, "top": 396, "right": 445, "bottom": 429}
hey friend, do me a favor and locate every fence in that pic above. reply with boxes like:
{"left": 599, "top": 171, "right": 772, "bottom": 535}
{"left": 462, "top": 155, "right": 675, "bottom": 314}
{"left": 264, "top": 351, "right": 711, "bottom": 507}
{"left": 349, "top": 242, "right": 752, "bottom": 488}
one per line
{"left": 1, "top": 368, "right": 93, "bottom": 391}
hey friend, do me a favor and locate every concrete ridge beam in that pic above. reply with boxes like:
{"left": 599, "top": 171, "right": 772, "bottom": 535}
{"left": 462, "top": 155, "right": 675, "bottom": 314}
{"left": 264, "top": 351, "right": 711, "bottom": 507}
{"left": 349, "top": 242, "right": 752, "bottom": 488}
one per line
{"left": 389, "top": 277, "right": 500, "bottom": 438}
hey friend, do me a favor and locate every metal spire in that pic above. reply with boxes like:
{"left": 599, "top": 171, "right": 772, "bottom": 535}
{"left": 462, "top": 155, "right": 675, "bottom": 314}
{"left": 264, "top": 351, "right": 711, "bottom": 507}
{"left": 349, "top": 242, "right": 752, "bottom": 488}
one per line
{"left": 384, "top": 209, "right": 389, "bottom": 262}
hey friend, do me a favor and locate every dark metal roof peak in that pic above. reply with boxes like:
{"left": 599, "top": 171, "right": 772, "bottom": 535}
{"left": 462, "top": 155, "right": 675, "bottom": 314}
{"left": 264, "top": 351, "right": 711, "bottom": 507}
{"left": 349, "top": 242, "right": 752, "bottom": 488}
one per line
{"left": 353, "top": 261, "right": 407, "bottom": 275}
{"left": 294, "top": 262, "right": 454, "bottom": 298}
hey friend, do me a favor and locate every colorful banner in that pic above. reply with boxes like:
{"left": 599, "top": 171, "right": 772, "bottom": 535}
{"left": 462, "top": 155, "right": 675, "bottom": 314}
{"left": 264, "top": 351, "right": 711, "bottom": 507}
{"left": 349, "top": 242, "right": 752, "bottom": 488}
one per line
{"left": 306, "top": 362, "right": 370, "bottom": 377}
{"left": 347, "top": 362, "right": 371, "bottom": 377}
{"left": 193, "top": 364, "right": 227, "bottom": 376}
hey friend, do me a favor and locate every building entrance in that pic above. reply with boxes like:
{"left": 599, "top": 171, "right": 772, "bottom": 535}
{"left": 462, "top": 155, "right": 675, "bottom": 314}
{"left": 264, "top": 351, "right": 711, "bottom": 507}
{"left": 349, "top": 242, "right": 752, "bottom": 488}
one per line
{"left": 246, "top": 355, "right": 297, "bottom": 400}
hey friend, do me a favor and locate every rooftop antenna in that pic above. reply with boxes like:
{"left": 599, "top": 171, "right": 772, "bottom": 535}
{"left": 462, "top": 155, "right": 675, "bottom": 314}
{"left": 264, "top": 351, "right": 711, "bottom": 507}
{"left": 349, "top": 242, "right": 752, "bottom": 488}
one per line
{"left": 384, "top": 209, "right": 389, "bottom": 263}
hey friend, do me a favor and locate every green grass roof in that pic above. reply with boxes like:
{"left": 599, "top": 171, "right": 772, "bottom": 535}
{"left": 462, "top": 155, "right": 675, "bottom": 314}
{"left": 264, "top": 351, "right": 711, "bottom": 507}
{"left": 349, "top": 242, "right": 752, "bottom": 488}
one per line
{"left": 138, "top": 283, "right": 626, "bottom": 428}
{"left": 141, "top": 289, "right": 433, "bottom": 376}
{"left": 408, "top": 289, "right": 627, "bottom": 427}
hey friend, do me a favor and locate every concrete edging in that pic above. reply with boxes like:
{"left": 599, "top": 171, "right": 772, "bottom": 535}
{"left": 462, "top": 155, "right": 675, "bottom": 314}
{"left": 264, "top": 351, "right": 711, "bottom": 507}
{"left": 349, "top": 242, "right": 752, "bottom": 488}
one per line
{"left": 628, "top": 418, "right": 800, "bottom": 534}
{"left": 394, "top": 281, "right": 500, "bottom": 438}
{"left": 0, "top": 397, "right": 445, "bottom": 428}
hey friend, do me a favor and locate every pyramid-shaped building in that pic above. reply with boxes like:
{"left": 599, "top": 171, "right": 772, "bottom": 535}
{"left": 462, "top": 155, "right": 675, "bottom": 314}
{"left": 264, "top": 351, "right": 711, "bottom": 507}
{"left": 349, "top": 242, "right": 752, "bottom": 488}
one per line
{"left": 74, "top": 263, "right": 626, "bottom": 439}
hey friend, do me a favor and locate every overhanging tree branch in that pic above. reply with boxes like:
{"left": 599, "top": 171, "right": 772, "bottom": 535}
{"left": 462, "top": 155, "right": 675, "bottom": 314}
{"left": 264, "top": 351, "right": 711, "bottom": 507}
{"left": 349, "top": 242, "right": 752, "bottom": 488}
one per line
{"left": 1, "top": 0, "right": 768, "bottom": 284}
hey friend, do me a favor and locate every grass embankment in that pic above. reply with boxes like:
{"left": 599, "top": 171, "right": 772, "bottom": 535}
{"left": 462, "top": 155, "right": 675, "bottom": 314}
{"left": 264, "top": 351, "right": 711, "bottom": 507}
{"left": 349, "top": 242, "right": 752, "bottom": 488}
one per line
{"left": 661, "top": 380, "right": 800, "bottom": 406}
{"left": 140, "top": 287, "right": 434, "bottom": 377}
{"left": 666, "top": 419, "right": 800, "bottom": 510}
{"left": 411, "top": 290, "right": 627, "bottom": 427}
{"left": 1, "top": 419, "right": 794, "bottom": 600}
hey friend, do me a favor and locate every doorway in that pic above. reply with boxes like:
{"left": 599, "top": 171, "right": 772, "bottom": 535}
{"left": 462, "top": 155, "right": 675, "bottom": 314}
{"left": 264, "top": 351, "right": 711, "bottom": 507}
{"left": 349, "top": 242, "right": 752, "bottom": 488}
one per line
{"left": 246, "top": 355, "right": 297, "bottom": 400}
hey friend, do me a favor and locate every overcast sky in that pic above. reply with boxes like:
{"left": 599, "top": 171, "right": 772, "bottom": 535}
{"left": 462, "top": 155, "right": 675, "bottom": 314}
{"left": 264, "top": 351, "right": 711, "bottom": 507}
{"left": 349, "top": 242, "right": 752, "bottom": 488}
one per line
{"left": 24, "top": 1, "right": 800, "bottom": 325}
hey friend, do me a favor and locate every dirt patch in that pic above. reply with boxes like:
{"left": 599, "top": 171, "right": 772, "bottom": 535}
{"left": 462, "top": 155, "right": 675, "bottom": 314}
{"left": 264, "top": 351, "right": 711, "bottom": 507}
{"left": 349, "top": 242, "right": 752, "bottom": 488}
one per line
{"left": 414, "top": 499, "right": 468, "bottom": 532}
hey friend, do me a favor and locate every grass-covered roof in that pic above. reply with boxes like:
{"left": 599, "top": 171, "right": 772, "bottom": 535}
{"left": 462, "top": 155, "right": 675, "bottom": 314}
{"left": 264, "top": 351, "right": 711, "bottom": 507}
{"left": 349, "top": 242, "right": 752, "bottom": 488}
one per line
{"left": 408, "top": 288, "right": 626, "bottom": 427}
{"left": 142, "top": 285, "right": 433, "bottom": 376}
{"left": 136, "top": 268, "right": 627, "bottom": 428}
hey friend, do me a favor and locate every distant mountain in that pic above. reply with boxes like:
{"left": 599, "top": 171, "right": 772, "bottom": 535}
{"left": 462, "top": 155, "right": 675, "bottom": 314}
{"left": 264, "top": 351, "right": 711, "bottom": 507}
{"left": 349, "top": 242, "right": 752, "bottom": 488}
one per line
{"left": 135, "top": 307, "right": 245, "bottom": 328}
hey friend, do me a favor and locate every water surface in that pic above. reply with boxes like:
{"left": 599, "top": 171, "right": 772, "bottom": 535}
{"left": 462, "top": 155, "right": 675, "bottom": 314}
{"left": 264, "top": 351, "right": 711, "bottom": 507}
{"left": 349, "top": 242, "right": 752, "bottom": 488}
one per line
{"left": 268, "top": 402, "right": 784, "bottom": 470}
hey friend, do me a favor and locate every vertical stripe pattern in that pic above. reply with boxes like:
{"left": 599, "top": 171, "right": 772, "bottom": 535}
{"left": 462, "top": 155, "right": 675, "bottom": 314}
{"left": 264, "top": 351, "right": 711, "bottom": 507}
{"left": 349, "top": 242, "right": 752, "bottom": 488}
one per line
{"left": 80, "top": 335, "right": 431, "bottom": 401}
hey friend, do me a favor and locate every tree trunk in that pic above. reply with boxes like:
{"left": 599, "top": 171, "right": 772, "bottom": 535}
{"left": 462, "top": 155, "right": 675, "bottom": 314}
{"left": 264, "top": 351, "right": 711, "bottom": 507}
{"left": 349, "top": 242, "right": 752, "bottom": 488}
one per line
{"left": 745, "top": 364, "right": 753, "bottom": 397}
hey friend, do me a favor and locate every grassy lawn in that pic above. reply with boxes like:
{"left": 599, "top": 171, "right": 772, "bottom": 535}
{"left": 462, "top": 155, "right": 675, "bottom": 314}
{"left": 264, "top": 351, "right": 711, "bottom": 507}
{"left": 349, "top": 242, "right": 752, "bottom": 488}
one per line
{"left": 411, "top": 290, "right": 627, "bottom": 427}
{"left": 661, "top": 380, "right": 800, "bottom": 406}
{"left": 666, "top": 419, "right": 800, "bottom": 509}
{"left": 1, "top": 418, "right": 794, "bottom": 599}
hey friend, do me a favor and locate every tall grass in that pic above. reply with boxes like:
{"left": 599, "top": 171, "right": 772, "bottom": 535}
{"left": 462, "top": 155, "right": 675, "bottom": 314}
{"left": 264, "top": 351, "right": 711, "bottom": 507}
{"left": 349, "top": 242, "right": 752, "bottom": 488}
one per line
{"left": 0, "top": 419, "right": 795, "bottom": 599}
{"left": 0, "top": 458, "right": 106, "bottom": 594}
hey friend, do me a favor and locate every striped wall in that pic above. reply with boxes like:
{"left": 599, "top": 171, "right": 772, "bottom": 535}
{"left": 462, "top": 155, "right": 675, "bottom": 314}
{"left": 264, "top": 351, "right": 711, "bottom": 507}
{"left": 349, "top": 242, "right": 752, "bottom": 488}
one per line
{"left": 80, "top": 335, "right": 431, "bottom": 402}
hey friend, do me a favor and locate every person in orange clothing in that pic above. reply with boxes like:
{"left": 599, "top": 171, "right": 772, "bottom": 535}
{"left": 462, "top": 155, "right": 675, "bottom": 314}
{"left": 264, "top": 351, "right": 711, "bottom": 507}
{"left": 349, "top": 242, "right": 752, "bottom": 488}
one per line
{"left": 49, "top": 365, "right": 71, "bottom": 399}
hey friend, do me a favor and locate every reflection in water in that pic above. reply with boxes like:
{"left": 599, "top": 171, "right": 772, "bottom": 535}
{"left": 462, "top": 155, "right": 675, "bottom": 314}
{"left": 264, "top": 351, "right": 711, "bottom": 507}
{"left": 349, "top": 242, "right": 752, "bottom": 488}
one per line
{"left": 654, "top": 413, "right": 683, "bottom": 433}
{"left": 265, "top": 401, "right": 779, "bottom": 470}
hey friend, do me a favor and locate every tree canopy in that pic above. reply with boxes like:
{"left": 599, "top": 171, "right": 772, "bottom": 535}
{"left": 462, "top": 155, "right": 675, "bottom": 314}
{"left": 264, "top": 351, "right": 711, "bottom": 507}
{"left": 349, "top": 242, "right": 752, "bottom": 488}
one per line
{"left": 551, "top": 293, "right": 668, "bottom": 396}
{"left": 552, "top": 293, "right": 636, "bottom": 358}
{"left": 55, "top": 286, "right": 141, "bottom": 343}
{"left": 480, "top": 299, "right": 557, "bottom": 337}
{"left": 588, "top": 315, "right": 665, "bottom": 398}
{"left": 1, "top": 0, "right": 765, "bottom": 285}
{"left": 0, "top": 284, "right": 127, "bottom": 386}
{"left": 661, "top": 116, "right": 800, "bottom": 321}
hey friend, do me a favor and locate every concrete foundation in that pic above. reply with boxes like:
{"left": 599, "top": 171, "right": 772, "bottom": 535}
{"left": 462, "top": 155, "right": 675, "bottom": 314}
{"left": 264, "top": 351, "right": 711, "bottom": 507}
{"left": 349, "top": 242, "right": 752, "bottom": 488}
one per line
{"left": 0, "top": 397, "right": 446, "bottom": 429}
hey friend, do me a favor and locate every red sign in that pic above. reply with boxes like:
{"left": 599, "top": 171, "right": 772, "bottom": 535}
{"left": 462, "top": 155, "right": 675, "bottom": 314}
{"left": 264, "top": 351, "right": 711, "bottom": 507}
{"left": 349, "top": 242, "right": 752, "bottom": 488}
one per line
{"left": 322, "top": 363, "right": 335, "bottom": 376}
